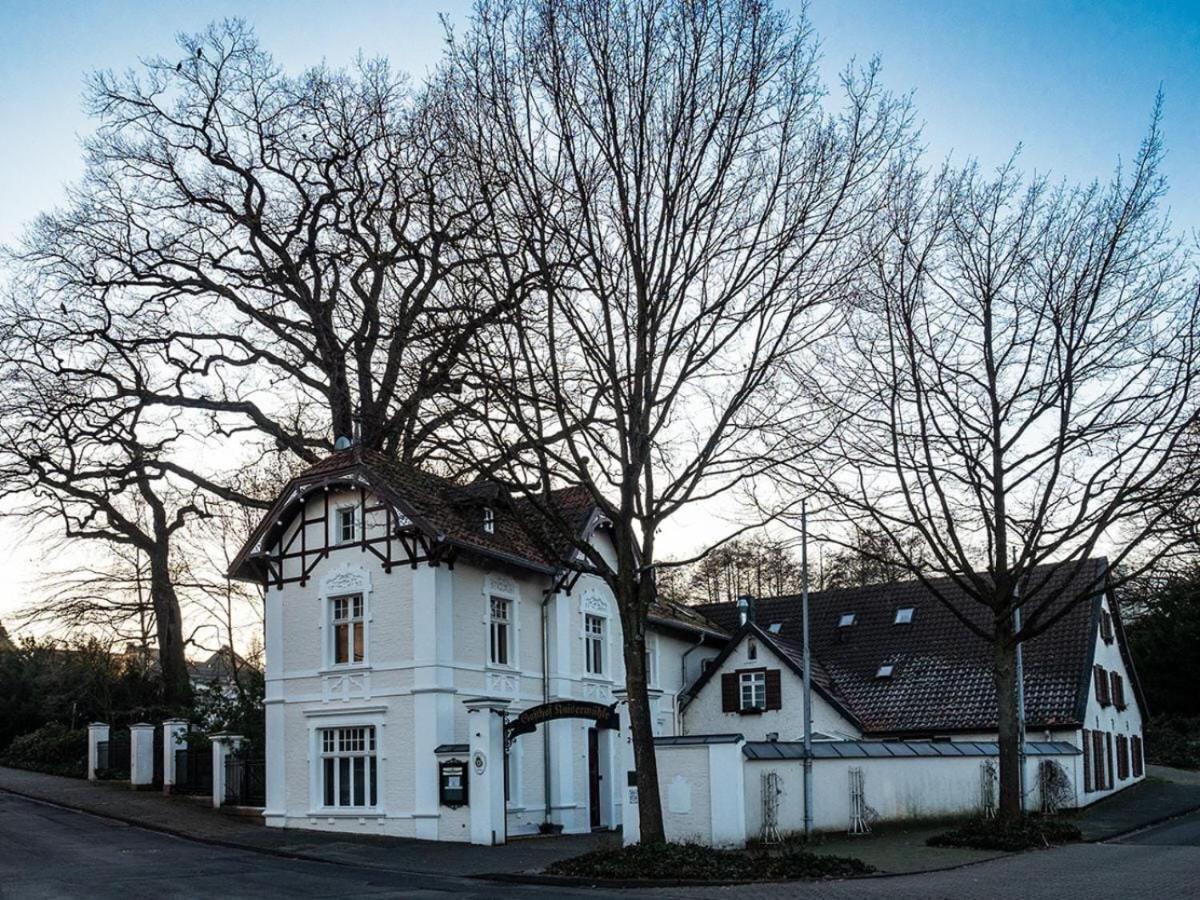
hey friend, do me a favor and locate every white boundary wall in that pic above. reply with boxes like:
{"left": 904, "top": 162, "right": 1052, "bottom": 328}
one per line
{"left": 654, "top": 738, "right": 1082, "bottom": 847}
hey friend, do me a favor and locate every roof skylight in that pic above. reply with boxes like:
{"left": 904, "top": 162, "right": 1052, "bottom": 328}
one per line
{"left": 876, "top": 664, "right": 895, "bottom": 678}
{"left": 838, "top": 612, "right": 856, "bottom": 627}
{"left": 894, "top": 607, "right": 914, "bottom": 624}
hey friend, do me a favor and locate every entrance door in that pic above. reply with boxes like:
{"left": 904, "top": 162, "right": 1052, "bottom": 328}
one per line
{"left": 587, "top": 727, "right": 601, "bottom": 829}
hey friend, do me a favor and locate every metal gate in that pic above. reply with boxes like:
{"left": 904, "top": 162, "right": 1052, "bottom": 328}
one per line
{"left": 152, "top": 726, "right": 164, "bottom": 788}
{"left": 173, "top": 741, "right": 213, "bottom": 795}
{"left": 97, "top": 728, "right": 131, "bottom": 779}
{"left": 224, "top": 748, "right": 266, "bottom": 807}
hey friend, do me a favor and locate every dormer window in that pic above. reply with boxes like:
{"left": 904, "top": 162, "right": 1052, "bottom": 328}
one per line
{"left": 894, "top": 607, "right": 914, "bottom": 625}
{"left": 876, "top": 663, "right": 894, "bottom": 679}
{"left": 337, "top": 506, "right": 358, "bottom": 544}
{"left": 838, "top": 613, "right": 856, "bottom": 627}
{"left": 482, "top": 506, "right": 495, "bottom": 534}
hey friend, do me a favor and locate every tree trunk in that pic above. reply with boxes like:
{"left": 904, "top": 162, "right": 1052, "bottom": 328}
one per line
{"left": 149, "top": 545, "right": 191, "bottom": 709}
{"left": 619, "top": 590, "right": 665, "bottom": 844}
{"left": 993, "top": 613, "right": 1023, "bottom": 818}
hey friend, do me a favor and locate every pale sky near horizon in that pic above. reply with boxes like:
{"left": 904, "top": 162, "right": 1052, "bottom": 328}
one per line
{"left": 0, "top": 1, "right": 1197, "bottom": 634}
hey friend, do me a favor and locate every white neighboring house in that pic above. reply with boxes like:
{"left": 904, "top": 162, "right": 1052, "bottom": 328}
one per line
{"left": 688, "top": 557, "right": 1147, "bottom": 808}
{"left": 230, "top": 449, "right": 723, "bottom": 842}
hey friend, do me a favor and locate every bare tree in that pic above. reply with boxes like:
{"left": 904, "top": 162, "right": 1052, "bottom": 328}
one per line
{"left": 776, "top": 112, "right": 1200, "bottom": 816}
{"left": 448, "top": 0, "right": 910, "bottom": 841}
{"left": 0, "top": 347, "right": 206, "bottom": 706}
{"left": 12, "top": 20, "right": 509, "bottom": 477}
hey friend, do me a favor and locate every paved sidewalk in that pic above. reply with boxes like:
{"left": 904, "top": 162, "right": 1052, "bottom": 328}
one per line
{"left": 1071, "top": 765, "right": 1200, "bottom": 841}
{"left": 0, "top": 766, "right": 616, "bottom": 876}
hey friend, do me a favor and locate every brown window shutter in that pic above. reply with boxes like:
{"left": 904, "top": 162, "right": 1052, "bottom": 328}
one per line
{"left": 1082, "top": 728, "right": 1092, "bottom": 793}
{"left": 1110, "top": 671, "right": 1120, "bottom": 708}
{"left": 765, "top": 669, "right": 782, "bottom": 710}
{"left": 721, "top": 672, "right": 738, "bottom": 712}
{"left": 1093, "top": 731, "right": 1106, "bottom": 789}
{"left": 1105, "top": 732, "right": 1114, "bottom": 790}
{"left": 1132, "top": 736, "right": 1143, "bottom": 777}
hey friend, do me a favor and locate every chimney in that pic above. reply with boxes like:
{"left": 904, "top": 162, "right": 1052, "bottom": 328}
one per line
{"left": 736, "top": 594, "right": 756, "bottom": 626}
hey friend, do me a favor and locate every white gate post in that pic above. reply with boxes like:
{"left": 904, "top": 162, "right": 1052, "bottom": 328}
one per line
{"left": 464, "top": 698, "right": 509, "bottom": 846}
{"left": 612, "top": 689, "right": 640, "bottom": 846}
{"left": 129, "top": 723, "right": 156, "bottom": 788}
{"left": 210, "top": 732, "right": 245, "bottom": 808}
{"left": 708, "top": 737, "right": 747, "bottom": 847}
{"left": 162, "top": 719, "right": 189, "bottom": 793}
{"left": 86, "top": 722, "right": 109, "bottom": 781}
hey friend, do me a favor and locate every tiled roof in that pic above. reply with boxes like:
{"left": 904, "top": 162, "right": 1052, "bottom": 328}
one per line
{"left": 695, "top": 558, "right": 1117, "bottom": 734}
{"left": 236, "top": 449, "right": 597, "bottom": 576}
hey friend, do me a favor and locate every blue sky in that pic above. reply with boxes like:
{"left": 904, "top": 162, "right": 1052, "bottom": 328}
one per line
{"left": 0, "top": 1, "right": 1197, "bottom": 623}
{"left": 1, "top": 1, "right": 1197, "bottom": 245}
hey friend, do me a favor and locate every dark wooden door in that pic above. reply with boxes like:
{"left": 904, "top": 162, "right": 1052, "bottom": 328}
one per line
{"left": 587, "top": 727, "right": 601, "bottom": 829}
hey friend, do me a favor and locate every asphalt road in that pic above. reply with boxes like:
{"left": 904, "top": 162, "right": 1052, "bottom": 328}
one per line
{"left": 1, "top": 790, "right": 1198, "bottom": 900}
{"left": 0, "top": 793, "right": 610, "bottom": 900}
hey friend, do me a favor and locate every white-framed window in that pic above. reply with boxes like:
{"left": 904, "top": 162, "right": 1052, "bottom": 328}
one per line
{"left": 740, "top": 671, "right": 766, "bottom": 710}
{"left": 645, "top": 636, "right": 658, "bottom": 687}
{"left": 337, "top": 505, "right": 358, "bottom": 544}
{"left": 505, "top": 737, "right": 522, "bottom": 808}
{"left": 894, "top": 607, "right": 914, "bottom": 624}
{"left": 331, "top": 593, "right": 365, "bottom": 666}
{"left": 483, "top": 506, "right": 495, "bottom": 534}
{"left": 585, "top": 614, "right": 605, "bottom": 676}
{"left": 489, "top": 595, "right": 513, "bottom": 666}
{"left": 319, "top": 726, "right": 377, "bottom": 809}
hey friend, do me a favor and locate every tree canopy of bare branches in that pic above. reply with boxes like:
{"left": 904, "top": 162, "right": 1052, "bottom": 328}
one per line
{"left": 774, "top": 109, "right": 1200, "bottom": 815}
{"left": 447, "top": 0, "right": 911, "bottom": 840}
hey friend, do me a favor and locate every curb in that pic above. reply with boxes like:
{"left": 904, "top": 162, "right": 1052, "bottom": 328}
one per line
{"left": 1089, "top": 802, "right": 1200, "bottom": 844}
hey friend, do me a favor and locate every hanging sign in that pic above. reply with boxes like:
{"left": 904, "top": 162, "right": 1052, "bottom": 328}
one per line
{"left": 505, "top": 700, "right": 619, "bottom": 739}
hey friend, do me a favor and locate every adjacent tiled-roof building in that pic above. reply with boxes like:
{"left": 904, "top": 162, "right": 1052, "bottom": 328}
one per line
{"left": 694, "top": 557, "right": 1143, "bottom": 735}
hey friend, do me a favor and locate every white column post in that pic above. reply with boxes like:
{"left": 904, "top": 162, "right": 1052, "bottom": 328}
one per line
{"left": 412, "top": 563, "right": 456, "bottom": 840}
{"left": 612, "top": 689, "right": 640, "bottom": 846}
{"left": 210, "top": 732, "right": 245, "bottom": 809}
{"left": 464, "top": 698, "right": 509, "bottom": 846}
{"left": 708, "top": 738, "right": 747, "bottom": 848}
{"left": 86, "top": 722, "right": 109, "bottom": 781}
{"left": 263, "top": 586, "right": 286, "bottom": 826}
{"left": 129, "top": 723, "right": 156, "bottom": 788}
{"left": 162, "top": 719, "right": 188, "bottom": 793}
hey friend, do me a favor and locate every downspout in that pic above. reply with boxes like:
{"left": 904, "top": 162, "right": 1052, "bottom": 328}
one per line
{"left": 541, "top": 584, "right": 554, "bottom": 828}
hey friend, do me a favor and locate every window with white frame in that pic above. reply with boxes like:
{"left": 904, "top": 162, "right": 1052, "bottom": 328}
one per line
{"left": 331, "top": 594, "right": 365, "bottom": 666}
{"left": 489, "top": 596, "right": 513, "bottom": 666}
{"left": 482, "top": 506, "right": 495, "bottom": 534}
{"left": 740, "top": 670, "right": 766, "bottom": 710}
{"left": 319, "top": 726, "right": 377, "bottom": 809}
{"left": 585, "top": 614, "right": 605, "bottom": 676}
{"left": 337, "top": 505, "right": 358, "bottom": 544}
{"left": 645, "top": 638, "right": 658, "bottom": 687}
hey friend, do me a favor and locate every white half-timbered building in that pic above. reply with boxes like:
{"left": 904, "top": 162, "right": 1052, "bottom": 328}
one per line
{"left": 234, "top": 450, "right": 1146, "bottom": 846}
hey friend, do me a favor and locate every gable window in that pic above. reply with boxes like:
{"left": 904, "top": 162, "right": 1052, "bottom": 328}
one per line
{"left": 319, "top": 726, "right": 377, "bottom": 809}
{"left": 894, "top": 607, "right": 914, "bottom": 624}
{"left": 331, "top": 594, "right": 365, "bottom": 666}
{"left": 739, "top": 671, "right": 766, "bottom": 711}
{"left": 337, "top": 506, "right": 357, "bottom": 544}
{"left": 876, "top": 663, "right": 895, "bottom": 678}
{"left": 483, "top": 506, "right": 495, "bottom": 535}
{"left": 585, "top": 614, "right": 605, "bottom": 676}
{"left": 1100, "top": 609, "right": 1114, "bottom": 644}
{"left": 489, "top": 596, "right": 513, "bottom": 667}
{"left": 747, "top": 639, "right": 758, "bottom": 661}
{"left": 838, "top": 613, "right": 856, "bottom": 627}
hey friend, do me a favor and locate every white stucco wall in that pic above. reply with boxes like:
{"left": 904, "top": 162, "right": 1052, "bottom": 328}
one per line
{"left": 682, "top": 634, "right": 861, "bottom": 741}
{"left": 264, "top": 490, "right": 708, "bottom": 840}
